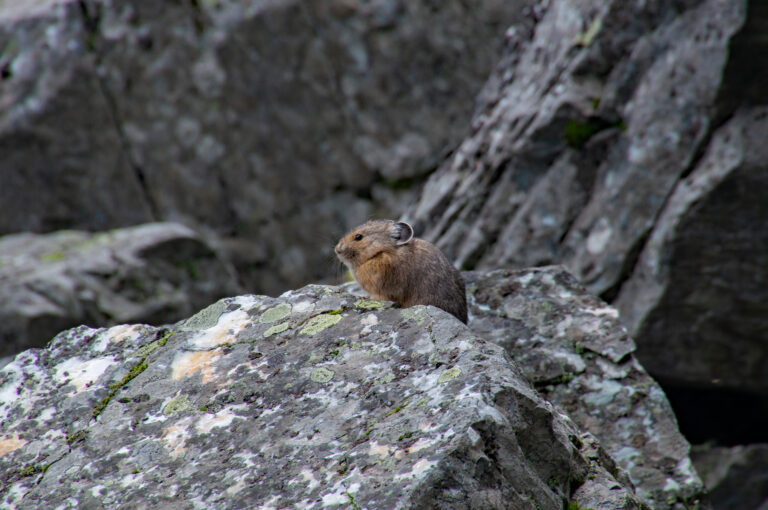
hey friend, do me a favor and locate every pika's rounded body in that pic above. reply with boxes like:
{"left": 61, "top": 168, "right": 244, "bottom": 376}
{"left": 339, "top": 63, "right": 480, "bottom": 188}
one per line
{"left": 335, "top": 220, "right": 467, "bottom": 323}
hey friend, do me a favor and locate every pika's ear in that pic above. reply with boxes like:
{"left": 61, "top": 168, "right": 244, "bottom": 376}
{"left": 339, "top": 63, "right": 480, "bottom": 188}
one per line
{"left": 391, "top": 221, "right": 414, "bottom": 245}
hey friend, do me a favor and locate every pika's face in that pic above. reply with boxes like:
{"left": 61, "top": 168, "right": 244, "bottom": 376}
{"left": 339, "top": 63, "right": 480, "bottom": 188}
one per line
{"left": 334, "top": 220, "right": 413, "bottom": 269}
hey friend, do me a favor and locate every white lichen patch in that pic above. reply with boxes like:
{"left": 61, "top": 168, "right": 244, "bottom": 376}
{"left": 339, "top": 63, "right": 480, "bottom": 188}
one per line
{"left": 105, "top": 324, "right": 143, "bottom": 346}
{"left": 299, "top": 468, "right": 321, "bottom": 490}
{"left": 409, "top": 371, "right": 441, "bottom": 391}
{"left": 171, "top": 349, "right": 223, "bottom": 382}
{"left": 394, "top": 458, "right": 437, "bottom": 481}
{"left": 369, "top": 441, "right": 394, "bottom": 458}
{"left": 321, "top": 491, "right": 351, "bottom": 506}
{"left": 587, "top": 305, "right": 620, "bottom": 318}
{"left": 232, "top": 452, "right": 258, "bottom": 468}
{"left": 186, "top": 307, "right": 250, "bottom": 350}
{"left": 0, "top": 435, "right": 27, "bottom": 457}
{"left": 583, "top": 376, "right": 624, "bottom": 407}
{"left": 195, "top": 405, "right": 241, "bottom": 434}
{"left": 360, "top": 313, "right": 378, "bottom": 335}
{"left": 674, "top": 456, "right": 699, "bottom": 486}
{"left": 548, "top": 349, "right": 587, "bottom": 374}
{"left": 612, "top": 445, "right": 642, "bottom": 465}
{"left": 0, "top": 372, "right": 22, "bottom": 411}
{"left": 292, "top": 300, "right": 315, "bottom": 313}
{"left": 586, "top": 218, "right": 613, "bottom": 255}
{"left": 37, "top": 406, "right": 56, "bottom": 422}
{"left": 162, "top": 417, "right": 193, "bottom": 458}
{"left": 90, "top": 484, "right": 107, "bottom": 498}
{"left": 54, "top": 356, "right": 116, "bottom": 393}
{"left": 225, "top": 478, "right": 246, "bottom": 496}
{"left": 119, "top": 472, "right": 143, "bottom": 489}
{"left": 260, "top": 494, "right": 283, "bottom": 510}
{"left": 2, "top": 483, "right": 31, "bottom": 507}
{"left": 407, "top": 437, "right": 437, "bottom": 454}
{"left": 554, "top": 315, "right": 574, "bottom": 339}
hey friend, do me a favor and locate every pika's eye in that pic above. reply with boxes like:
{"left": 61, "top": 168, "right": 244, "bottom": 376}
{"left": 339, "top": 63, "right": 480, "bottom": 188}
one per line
{"left": 354, "top": 234, "right": 363, "bottom": 241}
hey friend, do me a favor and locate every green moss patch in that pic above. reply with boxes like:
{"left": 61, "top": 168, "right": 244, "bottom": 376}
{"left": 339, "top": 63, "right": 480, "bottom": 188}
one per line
{"left": 41, "top": 251, "right": 65, "bottom": 262}
{"left": 93, "top": 331, "right": 174, "bottom": 419}
{"left": 565, "top": 118, "right": 626, "bottom": 149}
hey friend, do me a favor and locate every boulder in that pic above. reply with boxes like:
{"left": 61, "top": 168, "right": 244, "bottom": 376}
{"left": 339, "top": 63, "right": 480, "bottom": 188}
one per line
{"left": 0, "top": 0, "right": 529, "bottom": 295}
{"left": 614, "top": 107, "right": 768, "bottom": 393}
{"left": 465, "top": 268, "right": 705, "bottom": 508}
{"left": 406, "top": 0, "right": 768, "bottom": 395}
{"left": 0, "top": 279, "right": 646, "bottom": 509}
{"left": 0, "top": 222, "right": 240, "bottom": 358}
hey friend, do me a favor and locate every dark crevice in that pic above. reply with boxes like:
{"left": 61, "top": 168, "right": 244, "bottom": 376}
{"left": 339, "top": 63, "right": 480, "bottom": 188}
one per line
{"left": 215, "top": 173, "right": 239, "bottom": 236}
{"left": 679, "top": 108, "right": 737, "bottom": 181}
{"left": 659, "top": 378, "right": 768, "bottom": 445}
{"left": 77, "top": 0, "right": 160, "bottom": 220}
{"left": 713, "top": 0, "right": 768, "bottom": 115}
{"left": 599, "top": 227, "right": 650, "bottom": 303}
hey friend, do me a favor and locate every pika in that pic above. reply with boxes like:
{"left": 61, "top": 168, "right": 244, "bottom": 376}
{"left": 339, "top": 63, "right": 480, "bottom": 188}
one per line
{"left": 335, "top": 220, "right": 467, "bottom": 323}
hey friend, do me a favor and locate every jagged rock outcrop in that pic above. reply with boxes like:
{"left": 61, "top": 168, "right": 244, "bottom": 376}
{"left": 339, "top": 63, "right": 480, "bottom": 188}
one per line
{"left": 406, "top": 0, "right": 768, "bottom": 395}
{"left": 465, "top": 268, "right": 704, "bottom": 508}
{"left": 0, "top": 0, "right": 528, "bottom": 294}
{"left": 1, "top": 274, "right": 649, "bottom": 509}
{"left": 0, "top": 222, "right": 239, "bottom": 359}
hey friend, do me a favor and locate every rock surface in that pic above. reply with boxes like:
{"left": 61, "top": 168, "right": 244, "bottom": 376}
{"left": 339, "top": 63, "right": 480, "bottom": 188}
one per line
{"left": 691, "top": 443, "right": 768, "bottom": 510}
{"left": 405, "top": 0, "right": 768, "bottom": 395}
{"left": 0, "top": 0, "right": 528, "bottom": 295}
{"left": 614, "top": 107, "right": 768, "bottom": 393}
{"left": 465, "top": 268, "right": 705, "bottom": 508}
{"left": 0, "top": 222, "right": 240, "bottom": 359}
{"left": 0, "top": 278, "right": 647, "bottom": 509}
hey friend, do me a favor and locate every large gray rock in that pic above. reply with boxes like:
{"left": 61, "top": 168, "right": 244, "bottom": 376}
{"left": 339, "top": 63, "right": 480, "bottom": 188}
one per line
{"left": 405, "top": 0, "right": 768, "bottom": 394}
{"left": 0, "top": 0, "right": 528, "bottom": 295}
{"left": 0, "top": 281, "right": 646, "bottom": 509}
{"left": 0, "top": 222, "right": 240, "bottom": 358}
{"left": 464, "top": 268, "right": 705, "bottom": 509}
{"left": 614, "top": 107, "right": 768, "bottom": 392}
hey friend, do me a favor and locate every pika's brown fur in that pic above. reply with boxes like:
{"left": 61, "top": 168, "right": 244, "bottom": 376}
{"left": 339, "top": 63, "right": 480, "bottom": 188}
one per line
{"left": 335, "top": 220, "right": 467, "bottom": 323}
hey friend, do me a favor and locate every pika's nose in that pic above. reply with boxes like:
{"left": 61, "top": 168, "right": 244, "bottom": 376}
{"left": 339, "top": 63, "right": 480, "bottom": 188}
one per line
{"left": 334, "top": 243, "right": 341, "bottom": 255}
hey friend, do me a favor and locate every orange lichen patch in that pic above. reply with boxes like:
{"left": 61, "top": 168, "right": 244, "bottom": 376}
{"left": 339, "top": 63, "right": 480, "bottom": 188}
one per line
{"left": 0, "top": 435, "right": 27, "bottom": 457}
{"left": 171, "top": 350, "right": 223, "bottom": 383}
{"left": 162, "top": 418, "right": 192, "bottom": 459}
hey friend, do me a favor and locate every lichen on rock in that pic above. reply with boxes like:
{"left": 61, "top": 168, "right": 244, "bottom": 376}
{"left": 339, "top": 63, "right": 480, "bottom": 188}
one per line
{"left": 0, "top": 279, "right": 647, "bottom": 509}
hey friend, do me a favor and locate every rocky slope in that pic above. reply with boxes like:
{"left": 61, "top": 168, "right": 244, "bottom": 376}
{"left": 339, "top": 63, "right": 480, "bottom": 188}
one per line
{"left": 1, "top": 268, "right": 703, "bottom": 508}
